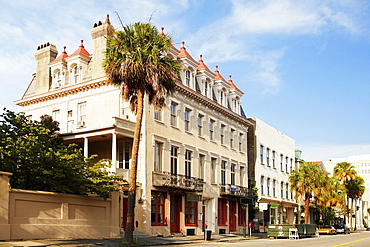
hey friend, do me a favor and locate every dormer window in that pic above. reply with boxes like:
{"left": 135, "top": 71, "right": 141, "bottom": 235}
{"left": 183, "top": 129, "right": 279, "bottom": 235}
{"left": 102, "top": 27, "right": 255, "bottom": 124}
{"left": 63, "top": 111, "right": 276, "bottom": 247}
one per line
{"left": 204, "top": 81, "right": 208, "bottom": 97}
{"left": 220, "top": 91, "right": 224, "bottom": 105}
{"left": 185, "top": 70, "right": 191, "bottom": 87}
{"left": 73, "top": 65, "right": 80, "bottom": 84}
{"left": 53, "top": 70, "right": 62, "bottom": 89}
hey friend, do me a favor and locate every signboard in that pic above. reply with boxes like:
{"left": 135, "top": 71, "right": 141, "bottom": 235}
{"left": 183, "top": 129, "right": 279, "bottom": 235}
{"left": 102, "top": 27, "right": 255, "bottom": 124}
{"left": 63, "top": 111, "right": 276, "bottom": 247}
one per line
{"left": 270, "top": 204, "right": 278, "bottom": 209}
{"left": 259, "top": 203, "right": 268, "bottom": 210}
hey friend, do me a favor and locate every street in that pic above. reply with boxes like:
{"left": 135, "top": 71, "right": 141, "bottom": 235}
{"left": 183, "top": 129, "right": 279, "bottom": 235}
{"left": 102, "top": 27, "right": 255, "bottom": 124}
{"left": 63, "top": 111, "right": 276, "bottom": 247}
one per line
{"left": 183, "top": 231, "right": 370, "bottom": 247}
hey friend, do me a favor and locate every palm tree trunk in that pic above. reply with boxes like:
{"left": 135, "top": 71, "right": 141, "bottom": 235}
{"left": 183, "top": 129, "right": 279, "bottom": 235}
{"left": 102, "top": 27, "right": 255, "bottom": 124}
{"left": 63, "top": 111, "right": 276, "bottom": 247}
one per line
{"left": 304, "top": 195, "right": 310, "bottom": 224}
{"left": 350, "top": 198, "right": 354, "bottom": 230}
{"left": 124, "top": 90, "right": 144, "bottom": 244}
{"left": 343, "top": 195, "right": 347, "bottom": 226}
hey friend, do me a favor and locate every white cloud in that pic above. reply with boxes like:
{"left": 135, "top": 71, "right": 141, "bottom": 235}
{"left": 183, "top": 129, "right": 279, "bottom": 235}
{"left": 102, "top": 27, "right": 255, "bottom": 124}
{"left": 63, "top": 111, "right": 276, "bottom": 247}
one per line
{"left": 299, "top": 143, "right": 370, "bottom": 162}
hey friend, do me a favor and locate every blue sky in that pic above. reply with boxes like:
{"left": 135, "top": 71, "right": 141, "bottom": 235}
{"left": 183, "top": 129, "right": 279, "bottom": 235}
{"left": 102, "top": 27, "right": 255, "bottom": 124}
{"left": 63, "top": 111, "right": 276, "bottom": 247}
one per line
{"left": 1, "top": 0, "right": 370, "bottom": 161}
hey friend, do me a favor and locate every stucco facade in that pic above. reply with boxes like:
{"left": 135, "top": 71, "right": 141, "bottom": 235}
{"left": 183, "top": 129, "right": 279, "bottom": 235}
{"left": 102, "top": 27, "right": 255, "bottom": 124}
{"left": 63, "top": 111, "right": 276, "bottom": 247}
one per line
{"left": 249, "top": 118, "right": 297, "bottom": 231}
{"left": 15, "top": 16, "right": 254, "bottom": 237}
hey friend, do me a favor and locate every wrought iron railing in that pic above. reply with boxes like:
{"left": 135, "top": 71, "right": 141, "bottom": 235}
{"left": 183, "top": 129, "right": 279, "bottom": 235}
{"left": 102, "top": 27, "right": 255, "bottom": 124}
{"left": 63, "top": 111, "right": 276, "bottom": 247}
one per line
{"left": 220, "top": 184, "right": 251, "bottom": 197}
{"left": 152, "top": 171, "right": 203, "bottom": 192}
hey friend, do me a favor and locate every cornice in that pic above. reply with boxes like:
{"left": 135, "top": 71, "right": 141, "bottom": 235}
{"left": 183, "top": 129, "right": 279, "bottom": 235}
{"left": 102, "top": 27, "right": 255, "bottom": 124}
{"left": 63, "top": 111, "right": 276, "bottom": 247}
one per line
{"left": 15, "top": 77, "right": 110, "bottom": 107}
{"left": 175, "top": 83, "right": 253, "bottom": 127}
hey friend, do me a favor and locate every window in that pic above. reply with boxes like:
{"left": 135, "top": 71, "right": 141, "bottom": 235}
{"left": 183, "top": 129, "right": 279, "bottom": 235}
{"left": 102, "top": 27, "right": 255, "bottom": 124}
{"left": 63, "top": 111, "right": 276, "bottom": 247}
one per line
{"left": 52, "top": 110, "right": 60, "bottom": 123}
{"left": 198, "top": 114, "right": 203, "bottom": 136}
{"left": 154, "top": 142, "right": 163, "bottom": 172}
{"left": 290, "top": 158, "right": 293, "bottom": 172}
{"left": 272, "top": 151, "right": 276, "bottom": 169}
{"left": 199, "top": 154, "right": 205, "bottom": 180}
{"left": 220, "top": 91, "right": 224, "bottom": 105}
{"left": 218, "top": 199, "right": 227, "bottom": 226}
{"left": 286, "top": 183, "right": 289, "bottom": 199}
{"left": 238, "top": 133, "right": 243, "bottom": 152}
{"left": 240, "top": 166, "right": 245, "bottom": 186}
{"left": 54, "top": 71, "right": 61, "bottom": 88}
{"left": 238, "top": 203, "right": 246, "bottom": 226}
{"left": 184, "top": 108, "right": 191, "bottom": 132}
{"left": 260, "top": 146, "right": 264, "bottom": 164}
{"left": 209, "top": 119, "right": 215, "bottom": 141}
{"left": 281, "top": 182, "right": 284, "bottom": 198}
{"left": 185, "top": 198, "right": 198, "bottom": 225}
{"left": 220, "top": 124, "right": 225, "bottom": 145}
{"left": 221, "top": 161, "right": 226, "bottom": 186}
{"left": 267, "top": 178, "right": 270, "bottom": 196}
{"left": 280, "top": 154, "right": 283, "bottom": 171}
{"left": 285, "top": 157, "right": 288, "bottom": 172}
{"left": 73, "top": 66, "right": 80, "bottom": 84}
{"left": 266, "top": 148, "right": 270, "bottom": 166}
{"left": 118, "top": 141, "right": 130, "bottom": 169}
{"left": 185, "top": 70, "right": 191, "bottom": 86}
{"left": 185, "top": 150, "right": 192, "bottom": 178}
{"left": 204, "top": 81, "right": 208, "bottom": 97}
{"left": 231, "top": 163, "right": 236, "bottom": 185}
{"left": 170, "top": 146, "right": 178, "bottom": 175}
{"left": 230, "top": 129, "right": 235, "bottom": 148}
{"left": 211, "top": 158, "right": 216, "bottom": 184}
{"left": 273, "top": 179, "right": 276, "bottom": 197}
{"left": 77, "top": 102, "right": 86, "bottom": 127}
{"left": 260, "top": 176, "right": 264, "bottom": 195}
{"left": 170, "top": 102, "right": 177, "bottom": 127}
{"left": 151, "top": 191, "right": 166, "bottom": 225}
{"left": 154, "top": 108, "right": 162, "bottom": 121}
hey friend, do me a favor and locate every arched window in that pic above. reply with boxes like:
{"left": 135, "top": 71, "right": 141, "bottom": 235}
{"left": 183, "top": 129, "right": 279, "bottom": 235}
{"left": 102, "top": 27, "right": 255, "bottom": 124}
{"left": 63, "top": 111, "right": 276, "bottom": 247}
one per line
{"left": 185, "top": 70, "right": 191, "bottom": 87}
{"left": 73, "top": 66, "right": 80, "bottom": 84}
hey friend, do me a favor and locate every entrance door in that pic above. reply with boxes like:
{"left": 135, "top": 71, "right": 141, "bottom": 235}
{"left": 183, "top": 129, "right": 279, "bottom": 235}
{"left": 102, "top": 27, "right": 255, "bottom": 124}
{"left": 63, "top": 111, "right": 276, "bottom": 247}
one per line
{"left": 122, "top": 198, "right": 128, "bottom": 230}
{"left": 229, "top": 200, "right": 237, "bottom": 232}
{"left": 170, "top": 194, "right": 182, "bottom": 233}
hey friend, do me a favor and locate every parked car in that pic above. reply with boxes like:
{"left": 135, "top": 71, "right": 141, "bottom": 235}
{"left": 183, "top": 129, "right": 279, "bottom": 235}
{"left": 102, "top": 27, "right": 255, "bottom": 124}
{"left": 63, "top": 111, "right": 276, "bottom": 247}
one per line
{"left": 333, "top": 224, "right": 350, "bottom": 234}
{"left": 317, "top": 225, "right": 337, "bottom": 235}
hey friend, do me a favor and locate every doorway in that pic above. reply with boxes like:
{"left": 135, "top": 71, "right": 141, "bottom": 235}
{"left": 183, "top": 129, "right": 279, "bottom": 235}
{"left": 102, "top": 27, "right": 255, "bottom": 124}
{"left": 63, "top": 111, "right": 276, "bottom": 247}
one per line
{"left": 170, "top": 194, "right": 182, "bottom": 233}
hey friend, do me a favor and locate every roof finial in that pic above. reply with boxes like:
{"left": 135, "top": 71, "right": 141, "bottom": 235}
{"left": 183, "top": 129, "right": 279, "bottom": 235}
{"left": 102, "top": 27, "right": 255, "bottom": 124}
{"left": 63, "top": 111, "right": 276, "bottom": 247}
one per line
{"left": 229, "top": 75, "right": 232, "bottom": 80}
{"left": 161, "top": 27, "right": 164, "bottom": 34}
{"left": 181, "top": 41, "right": 185, "bottom": 48}
{"left": 199, "top": 54, "right": 203, "bottom": 61}
{"left": 63, "top": 46, "right": 66, "bottom": 53}
{"left": 80, "top": 40, "right": 84, "bottom": 47}
{"left": 215, "top": 65, "right": 219, "bottom": 71}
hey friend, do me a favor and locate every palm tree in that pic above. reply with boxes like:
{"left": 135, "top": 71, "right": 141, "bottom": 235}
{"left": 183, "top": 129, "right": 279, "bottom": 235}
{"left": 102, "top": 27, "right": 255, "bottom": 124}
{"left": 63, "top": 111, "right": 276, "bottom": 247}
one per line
{"left": 333, "top": 162, "right": 357, "bottom": 226}
{"left": 289, "top": 162, "right": 327, "bottom": 224}
{"left": 104, "top": 22, "right": 180, "bottom": 244}
{"left": 346, "top": 176, "right": 365, "bottom": 229}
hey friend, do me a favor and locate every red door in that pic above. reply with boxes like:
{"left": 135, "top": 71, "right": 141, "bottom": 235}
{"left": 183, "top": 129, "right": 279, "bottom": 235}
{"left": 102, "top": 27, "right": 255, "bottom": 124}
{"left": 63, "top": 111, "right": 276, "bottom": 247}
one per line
{"left": 229, "top": 200, "right": 237, "bottom": 232}
{"left": 170, "top": 194, "right": 182, "bottom": 233}
{"left": 122, "top": 198, "right": 128, "bottom": 230}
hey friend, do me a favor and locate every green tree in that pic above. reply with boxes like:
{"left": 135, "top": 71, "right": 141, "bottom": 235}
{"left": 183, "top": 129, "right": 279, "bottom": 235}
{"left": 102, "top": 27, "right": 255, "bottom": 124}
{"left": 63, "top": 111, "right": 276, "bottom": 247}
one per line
{"left": 0, "top": 109, "right": 122, "bottom": 199}
{"left": 346, "top": 176, "right": 365, "bottom": 229}
{"left": 103, "top": 22, "right": 180, "bottom": 244}
{"left": 333, "top": 162, "right": 357, "bottom": 225}
{"left": 289, "top": 162, "right": 327, "bottom": 224}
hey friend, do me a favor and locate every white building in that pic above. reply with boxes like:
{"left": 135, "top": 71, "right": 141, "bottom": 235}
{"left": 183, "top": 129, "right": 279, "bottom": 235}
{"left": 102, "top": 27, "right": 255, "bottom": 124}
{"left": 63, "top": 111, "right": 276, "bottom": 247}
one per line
{"left": 324, "top": 154, "right": 370, "bottom": 229}
{"left": 250, "top": 118, "right": 297, "bottom": 231}
{"left": 15, "top": 16, "right": 254, "bottom": 237}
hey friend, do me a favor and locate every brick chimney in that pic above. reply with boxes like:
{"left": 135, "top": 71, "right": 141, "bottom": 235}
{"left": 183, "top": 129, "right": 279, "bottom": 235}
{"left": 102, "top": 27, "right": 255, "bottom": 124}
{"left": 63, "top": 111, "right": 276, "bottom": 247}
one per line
{"left": 34, "top": 42, "right": 58, "bottom": 93}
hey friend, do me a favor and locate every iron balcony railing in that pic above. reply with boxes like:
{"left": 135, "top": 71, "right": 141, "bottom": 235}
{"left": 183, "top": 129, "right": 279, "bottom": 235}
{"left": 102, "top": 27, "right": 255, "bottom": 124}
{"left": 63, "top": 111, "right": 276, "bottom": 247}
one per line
{"left": 220, "top": 184, "right": 251, "bottom": 197}
{"left": 152, "top": 171, "right": 203, "bottom": 192}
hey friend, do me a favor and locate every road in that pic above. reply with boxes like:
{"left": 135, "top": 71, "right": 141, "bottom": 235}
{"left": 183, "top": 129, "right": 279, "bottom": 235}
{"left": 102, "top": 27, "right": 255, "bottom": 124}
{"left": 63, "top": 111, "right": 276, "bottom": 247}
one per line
{"left": 183, "top": 231, "right": 370, "bottom": 247}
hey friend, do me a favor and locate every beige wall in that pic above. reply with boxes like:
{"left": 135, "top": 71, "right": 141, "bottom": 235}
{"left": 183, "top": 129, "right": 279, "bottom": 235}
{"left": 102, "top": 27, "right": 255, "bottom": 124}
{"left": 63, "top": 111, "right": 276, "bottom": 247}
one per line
{"left": 0, "top": 172, "right": 120, "bottom": 240}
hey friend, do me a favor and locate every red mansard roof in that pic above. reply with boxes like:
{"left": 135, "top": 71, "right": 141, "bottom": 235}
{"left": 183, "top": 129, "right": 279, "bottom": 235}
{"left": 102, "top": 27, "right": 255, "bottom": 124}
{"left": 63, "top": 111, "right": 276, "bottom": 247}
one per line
{"left": 70, "top": 40, "right": 91, "bottom": 57}
{"left": 50, "top": 46, "right": 68, "bottom": 63}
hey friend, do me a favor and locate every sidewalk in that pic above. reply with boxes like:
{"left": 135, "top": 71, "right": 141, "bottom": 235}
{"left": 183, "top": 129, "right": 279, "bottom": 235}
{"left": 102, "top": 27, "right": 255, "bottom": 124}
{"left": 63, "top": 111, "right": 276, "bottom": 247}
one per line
{"left": 0, "top": 232, "right": 267, "bottom": 247}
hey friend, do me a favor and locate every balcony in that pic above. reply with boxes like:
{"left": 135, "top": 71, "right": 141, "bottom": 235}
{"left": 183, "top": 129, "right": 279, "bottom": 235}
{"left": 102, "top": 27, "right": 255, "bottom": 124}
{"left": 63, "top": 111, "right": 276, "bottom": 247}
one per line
{"left": 152, "top": 171, "right": 203, "bottom": 192}
{"left": 220, "top": 184, "right": 251, "bottom": 197}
